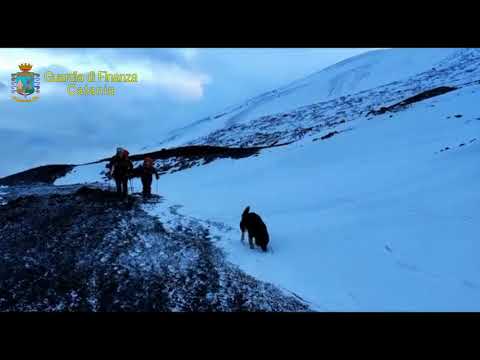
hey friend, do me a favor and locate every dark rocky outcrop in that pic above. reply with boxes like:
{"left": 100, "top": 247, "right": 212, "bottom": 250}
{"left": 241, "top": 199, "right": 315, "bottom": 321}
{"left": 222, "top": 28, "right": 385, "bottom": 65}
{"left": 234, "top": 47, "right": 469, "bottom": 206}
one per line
{"left": 0, "top": 165, "right": 74, "bottom": 186}
{"left": 366, "top": 86, "right": 458, "bottom": 116}
{"left": 320, "top": 131, "right": 339, "bottom": 140}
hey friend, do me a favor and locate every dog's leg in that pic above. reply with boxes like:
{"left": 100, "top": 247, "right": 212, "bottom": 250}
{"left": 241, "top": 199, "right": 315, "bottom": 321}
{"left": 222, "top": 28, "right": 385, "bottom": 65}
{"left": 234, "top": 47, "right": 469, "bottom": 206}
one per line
{"left": 248, "top": 234, "right": 254, "bottom": 249}
{"left": 241, "top": 231, "right": 245, "bottom": 243}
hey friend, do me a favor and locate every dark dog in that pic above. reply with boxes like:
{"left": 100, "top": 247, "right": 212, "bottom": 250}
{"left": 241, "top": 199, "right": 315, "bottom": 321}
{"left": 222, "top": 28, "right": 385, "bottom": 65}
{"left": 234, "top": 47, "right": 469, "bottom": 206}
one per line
{"left": 240, "top": 206, "right": 270, "bottom": 252}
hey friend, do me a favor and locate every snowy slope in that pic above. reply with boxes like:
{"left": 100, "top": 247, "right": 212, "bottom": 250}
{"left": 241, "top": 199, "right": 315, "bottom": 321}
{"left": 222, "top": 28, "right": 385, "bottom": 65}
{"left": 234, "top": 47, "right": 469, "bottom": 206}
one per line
{"left": 55, "top": 162, "right": 108, "bottom": 186}
{"left": 222, "top": 48, "right": 460, "bottom": 124}
{"left": 150, "top": 48, "right": 460, "bottom": 149}
{"left": 174, "top": 49, "right": 480, "bottom": 149}
{"left": 144, "top": 84, "right": 480, "bottom": 311}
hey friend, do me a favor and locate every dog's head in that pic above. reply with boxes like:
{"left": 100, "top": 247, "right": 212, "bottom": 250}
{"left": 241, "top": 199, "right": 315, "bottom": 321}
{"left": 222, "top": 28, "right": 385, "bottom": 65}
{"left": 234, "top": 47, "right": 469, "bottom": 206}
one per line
{"left": 240, "top": 206, "right": 250, "bottom": 236}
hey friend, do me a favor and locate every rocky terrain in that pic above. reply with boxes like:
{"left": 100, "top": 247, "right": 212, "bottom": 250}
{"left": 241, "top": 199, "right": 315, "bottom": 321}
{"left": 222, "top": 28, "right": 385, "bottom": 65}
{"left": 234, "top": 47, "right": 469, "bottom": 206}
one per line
{"left": 0, "top": 185, "right": 310, "bottom": 311}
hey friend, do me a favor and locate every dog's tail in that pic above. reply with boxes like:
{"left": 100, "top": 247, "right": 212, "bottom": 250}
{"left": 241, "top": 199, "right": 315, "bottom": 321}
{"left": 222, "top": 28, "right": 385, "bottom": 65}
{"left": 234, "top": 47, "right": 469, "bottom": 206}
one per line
{"left": 242, "top": 206, "right": 250, "bottom": 216}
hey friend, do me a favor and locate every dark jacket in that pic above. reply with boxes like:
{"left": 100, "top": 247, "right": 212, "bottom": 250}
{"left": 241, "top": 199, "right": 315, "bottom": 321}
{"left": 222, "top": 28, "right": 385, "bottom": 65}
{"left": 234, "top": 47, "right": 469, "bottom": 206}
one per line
{"left": 133, "top": 165, "right": 159, "bottom": 180}
{"left": 107, "top": 155, "right": 133, "bottom": 179}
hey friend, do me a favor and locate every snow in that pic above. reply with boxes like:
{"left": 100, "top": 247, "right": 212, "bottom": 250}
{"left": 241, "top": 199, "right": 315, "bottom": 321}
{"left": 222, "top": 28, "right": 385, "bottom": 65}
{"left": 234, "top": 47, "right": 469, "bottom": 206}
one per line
{"left": 143, "top": 85, "right": 480, "bottom": 311}
{"left": 54, "top": 162, "right": 108, "bottom": 186}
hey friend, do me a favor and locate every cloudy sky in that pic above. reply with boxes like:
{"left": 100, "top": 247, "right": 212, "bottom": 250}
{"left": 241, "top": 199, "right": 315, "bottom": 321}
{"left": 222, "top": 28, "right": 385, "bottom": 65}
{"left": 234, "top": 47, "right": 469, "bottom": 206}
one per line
{"left": 0, "top": 48, "right": 374, "bottom": 176}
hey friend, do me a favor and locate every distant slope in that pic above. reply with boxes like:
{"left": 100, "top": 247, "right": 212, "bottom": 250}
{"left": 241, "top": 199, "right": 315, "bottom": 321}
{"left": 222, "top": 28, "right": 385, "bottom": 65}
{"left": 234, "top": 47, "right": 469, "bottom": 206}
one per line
{"left": 181, "top": 48, "right": 480, "bottom": 148}
{"left": 150, "top": 48, "right": 460, "bottom": 149}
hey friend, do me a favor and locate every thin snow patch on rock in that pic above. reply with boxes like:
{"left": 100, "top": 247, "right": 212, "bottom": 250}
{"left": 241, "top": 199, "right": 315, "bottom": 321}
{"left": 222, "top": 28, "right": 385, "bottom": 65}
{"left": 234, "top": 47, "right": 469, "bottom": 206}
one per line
{"left": 0, "top": 185, "right": 8, "bottom": 205}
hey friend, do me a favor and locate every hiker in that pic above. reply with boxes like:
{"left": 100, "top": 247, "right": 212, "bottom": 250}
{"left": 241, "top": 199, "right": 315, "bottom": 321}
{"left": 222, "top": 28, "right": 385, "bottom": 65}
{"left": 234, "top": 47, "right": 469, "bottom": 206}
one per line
{"left": 106, "top": 147, "right": 133, "bottom": 198}
{"left": 133, "top": 157, "right": 159, "bottom": 198}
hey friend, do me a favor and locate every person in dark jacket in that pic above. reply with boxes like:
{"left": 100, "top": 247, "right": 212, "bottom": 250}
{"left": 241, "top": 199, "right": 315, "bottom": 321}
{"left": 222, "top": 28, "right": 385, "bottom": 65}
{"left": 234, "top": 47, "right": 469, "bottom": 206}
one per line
{"left": 106, "top": 147, "right": 133, "bottom": 198}
{"left": 133, "top": 157, "right": 159, "bottom": 198}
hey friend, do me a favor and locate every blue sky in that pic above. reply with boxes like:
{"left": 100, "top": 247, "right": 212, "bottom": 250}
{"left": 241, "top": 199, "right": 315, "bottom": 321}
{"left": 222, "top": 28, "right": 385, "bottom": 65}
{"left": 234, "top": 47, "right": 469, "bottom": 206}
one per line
{"left": 0, "top": 48, "right": 374, "bottom": 176}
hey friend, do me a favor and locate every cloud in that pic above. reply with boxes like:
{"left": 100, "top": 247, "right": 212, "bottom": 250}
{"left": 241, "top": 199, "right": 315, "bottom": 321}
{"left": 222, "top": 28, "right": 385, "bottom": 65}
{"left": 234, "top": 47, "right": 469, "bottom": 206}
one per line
{"left": 147, "top": 63, "right": 211, "bottom": 100}
{"left": 0, "top": 48, "right": 376, "bottom": 177}
{"left": 0, "top": 126, "right": 121, "bottom": 177}
{"left": 174, "top": 48, "right": 199, "bottom": 62}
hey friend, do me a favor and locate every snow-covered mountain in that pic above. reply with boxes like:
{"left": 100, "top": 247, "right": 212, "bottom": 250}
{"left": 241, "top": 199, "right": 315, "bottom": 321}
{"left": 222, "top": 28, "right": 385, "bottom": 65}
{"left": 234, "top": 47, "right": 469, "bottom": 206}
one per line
{"left": 150, "top": 48, "right": 466, "bottom": 148}
{"left": 2, "top": 48, "right": 480, "bottom": 311}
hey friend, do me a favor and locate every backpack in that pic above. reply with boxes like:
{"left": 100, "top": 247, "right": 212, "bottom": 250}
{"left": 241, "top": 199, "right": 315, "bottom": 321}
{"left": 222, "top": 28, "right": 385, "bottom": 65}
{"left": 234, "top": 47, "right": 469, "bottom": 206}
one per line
{"left": 143, "top": 157, "right": 154, "bottom": 168}
{"left": 111, "top": 151, "right": 131, "bottom": 176}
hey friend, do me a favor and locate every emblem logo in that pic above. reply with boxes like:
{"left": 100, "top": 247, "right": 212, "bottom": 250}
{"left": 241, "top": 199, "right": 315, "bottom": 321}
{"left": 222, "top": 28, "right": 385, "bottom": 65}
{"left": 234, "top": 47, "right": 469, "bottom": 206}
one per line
{"left": 11, "top": 63, "right": 40, "bottom": 102}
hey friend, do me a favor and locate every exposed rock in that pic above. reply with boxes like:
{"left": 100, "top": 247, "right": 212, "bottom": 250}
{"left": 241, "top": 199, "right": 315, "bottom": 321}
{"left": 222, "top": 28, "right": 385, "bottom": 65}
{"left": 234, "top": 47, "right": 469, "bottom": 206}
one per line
{"left": 367, "top": 86, "right": 458, "bottom": 116}
{"left": 0, "top": 186, "right": 310, "bottom": 312}
{"left": 320, "top": 131, "right": 339, "bottom": 140}
{"left": 0, "top": 165, "right": 74, "bottom": 186}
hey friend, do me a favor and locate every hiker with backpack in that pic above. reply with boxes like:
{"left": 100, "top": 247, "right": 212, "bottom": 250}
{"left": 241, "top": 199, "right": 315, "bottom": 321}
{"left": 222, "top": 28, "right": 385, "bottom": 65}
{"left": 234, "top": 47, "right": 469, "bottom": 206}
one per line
{"left": 106, "top": 147, "right": 133, "bottom": 198}
{"left": 132, "top": 157, "right": 159, "bottom": 198}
